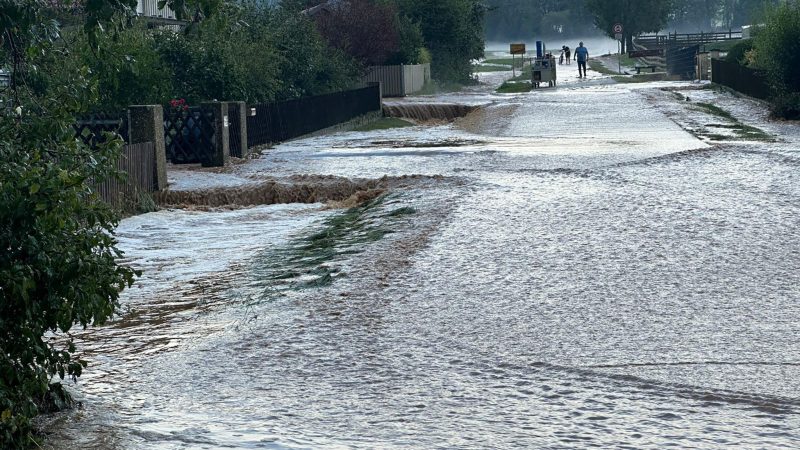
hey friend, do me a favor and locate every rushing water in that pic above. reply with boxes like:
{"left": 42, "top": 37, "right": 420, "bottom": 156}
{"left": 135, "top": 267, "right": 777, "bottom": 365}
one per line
{"left": 43, "top": 73, "right": 800, "bottom": 448}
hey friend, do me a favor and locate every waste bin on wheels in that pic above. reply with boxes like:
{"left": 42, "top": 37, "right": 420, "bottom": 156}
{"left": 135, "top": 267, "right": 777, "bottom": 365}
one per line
{"left": 532, "top": 55, "right": 557, "bottom": 88}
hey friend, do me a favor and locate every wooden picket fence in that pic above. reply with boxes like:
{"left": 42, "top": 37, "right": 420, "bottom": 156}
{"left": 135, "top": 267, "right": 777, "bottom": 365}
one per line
{"left": 96, "top": 142, "right": 155, "bottom": 209}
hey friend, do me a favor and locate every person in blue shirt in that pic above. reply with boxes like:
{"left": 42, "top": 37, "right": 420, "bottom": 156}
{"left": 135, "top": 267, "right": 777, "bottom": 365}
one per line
{"left": 574, "top": 42, "right": 589, "bottom": 78}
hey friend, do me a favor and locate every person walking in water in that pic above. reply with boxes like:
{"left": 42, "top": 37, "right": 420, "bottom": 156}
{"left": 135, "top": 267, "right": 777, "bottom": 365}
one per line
{"left": 564, "top": 46, "right": 571, "bottom": 65}
{"left": 574, "top": 42, "right": 589, "bottom": 78}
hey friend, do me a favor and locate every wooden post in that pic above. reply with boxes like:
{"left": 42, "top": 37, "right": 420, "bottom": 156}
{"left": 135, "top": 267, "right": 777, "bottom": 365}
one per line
{"left": 128, "top": 105, "right": 167, "bottom": 191}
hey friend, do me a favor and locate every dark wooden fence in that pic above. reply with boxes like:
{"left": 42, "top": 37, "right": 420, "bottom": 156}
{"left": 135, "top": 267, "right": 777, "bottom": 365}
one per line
{"left": 96, "top": 142, "right": 155, "bottom": 208}
{"left": 636, "top": 30, "right": 741, "bottom": 48}
{"left": 711, "top": 58, "right": 771, "bottom": 100}
{"left": 247, "top": 84, "right": 381, "bottom": 148}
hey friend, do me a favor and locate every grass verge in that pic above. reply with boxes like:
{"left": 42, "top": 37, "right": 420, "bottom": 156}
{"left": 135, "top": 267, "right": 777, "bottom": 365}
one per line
{"left": 589, "top": 59, "right": 620, "bottom": 76}
{"left": 254, "top": 195, "right": 417, "bottom": 291}
{"left": 692, "top": 102, "right": 775, "bottom": 142}
{"left": 353, "top": 117, "right": 414, "bottom": 132}
{"left": 496, "top": 81, "right": 532, "bottom": 93}
{"left": 695, "top": 102, "right": 736, "bottom": 121}
{"left": 473, "top": 65, "right": 513, "bottom": 73}
{"left": 507, "top": 64, "right": 533, "bottom": 82}
{"left": 483, "top": 58, "right": 525, "bottom": 66}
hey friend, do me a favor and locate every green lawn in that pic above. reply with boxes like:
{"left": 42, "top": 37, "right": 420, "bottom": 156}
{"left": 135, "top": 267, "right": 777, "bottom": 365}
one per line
{"left": 588, "top": 59, "right": 619, "bottom": 76}
{"left": 483, "top": 57, "right": 526, "bottom": 67}
{"left": 496, "top": 81, "right": 532, "bottom": 93}
{"left": 353, "top": 117, "right": 415, "bottom": 132}
{"left": 473, "top": 65, "right": 514, "bottom": 73}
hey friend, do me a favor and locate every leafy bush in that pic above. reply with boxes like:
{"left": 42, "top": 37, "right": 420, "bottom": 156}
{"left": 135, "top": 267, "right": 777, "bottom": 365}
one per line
{"left": 725, "top": 39, "right": 754, "bottom": 65}
{"left": 153, "top": 1, "right": 361, "bottom": 103}
{"left": 1, "top": 2, "right": 139, "bottom": 447}
{"left": 396, "top": 0, "right": 486, "bottom": 83}
{"left": 754, "top": 3, "right": 800, "bottom": 118}
{"left": 0, "top": 114, "right": 137, "bottom": 446}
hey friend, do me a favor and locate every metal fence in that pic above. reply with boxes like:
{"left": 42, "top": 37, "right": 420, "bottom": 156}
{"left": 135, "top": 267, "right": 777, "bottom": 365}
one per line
{"left": 247, "top": 84, "right": 381, "bottom": 148}
{"left": 228, "top": 104, "right": 245, "bottom": 158}
{"left": 711, "top": 58, "right": 771, "bottom": 100}
{"left": 96, "top": 142, "right": 155, "bottom": 208}
{"left": 74, "top": 112, "right": 129, "bottom": 147}
{"left": 163, "top": 106, "right": 216, "bottom": 164}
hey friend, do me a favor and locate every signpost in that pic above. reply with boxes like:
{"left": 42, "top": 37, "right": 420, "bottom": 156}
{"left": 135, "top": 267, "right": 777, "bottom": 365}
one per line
{"left": 510, "top": 43, "right": 526, "bottom": 77}
{"left": 613, "top": 24, "right": 624, "bottom": 74}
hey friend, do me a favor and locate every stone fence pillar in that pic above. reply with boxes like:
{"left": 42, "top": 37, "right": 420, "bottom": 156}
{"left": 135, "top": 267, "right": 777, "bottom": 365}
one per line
{"left": 201, "top": 102, "right": 230, "bottom": 167}
{"left": 128, "top": 105, "right": 168, "bottom": 191}
{"left": 227, "top": 101, "right": 249, "bottom": 159}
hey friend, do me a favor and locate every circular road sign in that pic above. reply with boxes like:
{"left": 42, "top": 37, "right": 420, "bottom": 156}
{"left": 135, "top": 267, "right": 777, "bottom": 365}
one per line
{"left": 613, "top": 23, "right": 623, "bottom": 34}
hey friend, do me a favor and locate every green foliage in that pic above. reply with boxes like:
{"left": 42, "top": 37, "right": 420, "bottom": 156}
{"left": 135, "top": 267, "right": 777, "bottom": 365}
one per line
{"left": 353, "top": 117, "right": 414, "bottom": 131}
{"left": 1, "top": 0, "right": 139, "bottom": 447}
{"left": 496, "top": 81, "right": 532, "bottom": 93}
{"left": 670, "top": 0, "right": 722, "bottom": 30}
{"left": 267, "top": 1, "right": 360, "bottom": 99}
{"left": 585, "top": 0, "right": 673, "bottom": 52}
{"left": 719, "top": 0, "right": 778, "bottom": 28}
{"left": 0, "top": 76, "right": 138, "bottom": 450}
{"left": 396, "top": 0, "right": 486, "bottom": 83}
{"left": 725, "top": 39, "right": 755, "bottom": 65}
{"left": 150, "top": 1, "right": 357, "bottom": 104}
{"left": 417, "top": 46, "right": 432, "bottom": 64}
{"left": 28, "top": 1, "right": 361, "bottom": 111}
{"left": 754, "top": 2, "right": 800, "bottom": 118}
{"left": 52, "top": 24, "right": 175, "bottom": 112}
{"left": 0, "top": 113, "right": 137, "bottom": 441}
{"left": 387, "top": 14, "right": 425, "bottom": 65}
{"left": 484, "top": 0, "right": 593, "bottom": 41}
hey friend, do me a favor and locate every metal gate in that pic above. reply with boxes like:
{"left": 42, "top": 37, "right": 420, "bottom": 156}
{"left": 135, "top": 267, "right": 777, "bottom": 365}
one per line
{"left": 666, "top": 44, "right": 699, "bottom": 80}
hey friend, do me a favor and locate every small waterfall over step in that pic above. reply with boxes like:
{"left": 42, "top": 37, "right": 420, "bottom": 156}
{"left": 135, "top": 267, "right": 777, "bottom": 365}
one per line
{"left": 383, "top": 103, "right": 478, "bottom": 121}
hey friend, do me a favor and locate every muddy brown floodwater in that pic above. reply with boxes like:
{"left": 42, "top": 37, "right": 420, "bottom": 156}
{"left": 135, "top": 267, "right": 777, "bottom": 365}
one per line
{"left": 41, "top": 67, "right": 800, "bottom": 449}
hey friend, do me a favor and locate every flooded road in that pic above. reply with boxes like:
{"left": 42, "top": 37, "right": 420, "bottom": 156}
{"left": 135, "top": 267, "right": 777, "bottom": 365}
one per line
{"left": 44, "top": 68, "right": 800, "bottom": 448}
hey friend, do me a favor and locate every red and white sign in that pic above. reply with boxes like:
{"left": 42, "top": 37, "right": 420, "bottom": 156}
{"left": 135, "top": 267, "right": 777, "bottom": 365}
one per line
{"left": 613, "top": 23, "right": 624, "bottom": 34}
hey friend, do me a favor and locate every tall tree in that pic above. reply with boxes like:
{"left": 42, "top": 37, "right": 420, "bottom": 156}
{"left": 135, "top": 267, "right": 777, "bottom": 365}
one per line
{"left": 395, "top": 0, "right": 486, "bottom": 82}
{"left": 585, "top": 0, "right": 674, "bottom": 52}
{"left": 670, "top": 0, "right": 723, "bottom": 31}
{"left": 720, "top": 0, "right": 777, "bottom": 28}
{"left": 484, "top": 0, "right": 593, "bottom": 41}
{"left": 312, "top": 0, "right": 402, "bottom": 66}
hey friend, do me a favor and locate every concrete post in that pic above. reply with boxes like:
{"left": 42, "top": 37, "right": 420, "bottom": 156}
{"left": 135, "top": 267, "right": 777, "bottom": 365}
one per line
{"left": 227, "top": 101, "right": 249, "bottom": 159}
{"left": 201, "top": 102, "right": 230, "bottom": 167}
{"left": 128, "top": 105, "right": 168, "bottom": 191}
